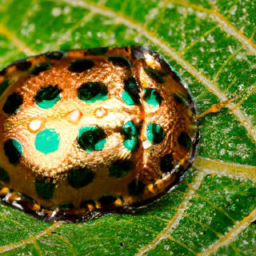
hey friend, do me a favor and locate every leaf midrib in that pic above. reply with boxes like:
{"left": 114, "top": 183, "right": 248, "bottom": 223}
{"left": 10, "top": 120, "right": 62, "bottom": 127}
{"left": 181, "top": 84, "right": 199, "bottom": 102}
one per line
{"left": 0, "top": 0, "right": 255, "bottom": 255}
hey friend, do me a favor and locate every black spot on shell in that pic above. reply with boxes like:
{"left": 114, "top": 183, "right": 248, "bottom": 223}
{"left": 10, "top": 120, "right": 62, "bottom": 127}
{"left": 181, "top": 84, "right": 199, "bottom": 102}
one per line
{"left": 3, "top": 93, "right": 23, "bottom": 115}
{"left": 153, "top": 54, "right": 172, "bottom": 74}
{"left": 108, "top": 56, "right": 131, "bottom": 68}
{"left": 0, "top": 69, "right": 6, "bottom": 76}
{"left": 178, "top": 165, "right": 185, "bottom": 174}
{"left": 123, "top": 77, "right": 140, "bottom": 105}
{"left": 67, "top": 167, "right": 95, "bottom": 189}
{"left": 143, "top": 88, "right": 163, "bottom": 106}
{"left": 58, "top": 203, "right": 75, "bottom": 210}
{"left": 144, "top": 67, "right": 165, "bottom": 84}
{"left": 15, "top": 60, "right": 32, "bottom": 71}
{"left": 178, "top": 132, "right": 192, "bottom": 149}
{"left": 68, "top": 59, "right": 94, "bottom": 73}
{"left": 78, "top": 126, "right": 107, "bottom": 152}
{"left": 160, "top": 154, "right": 174, "bottom": 173}
{"left": 0, "top": 168, "right": 10, "bottom": 183}
{"left": 109, "top": 160, "right": 134, "bottom": 178}
{"left": 35, "top": 180, "right": 55, "bottom": 200}
{"left": 31, "top": 63, "right": 52, "bottom": 76}
{"left": 121, "top": 121, "right": 139, "bottom": 151}
{"left": 98, "top": 195, "right": 117, "bottom": 205}
{"left": 173, "top": 93, "right": 190, "bottom": 108}
{"left": 46, "top": 51, "right": 65, "bottom": 60}
{"left": 85, "top": 47, "right": 109, "bottom": 56}
{"left": 128, "top": 180, "right": 145, "bottom": 196}
{"left": 173, "top": 93, "right": 184, "bottom": 104}
{"left": 146, "top": 123, "right": 166, "bottom": 144}
{"left": 22, "top": 194, "right": 34, "bottom": 202}
{"left": 4, "top": 139, "right": 22, "bottom": 165}
{"left": 78, "top": 82, "right": 108, "bottom": 103}
{"left": 172, "top": 72, "right": 181, "bottom": 82}
{"left": 34, "top": 85, "right": 62, "bottom": 106}
{"left": 0, "top": 80, "right": 10, "bottom": 97}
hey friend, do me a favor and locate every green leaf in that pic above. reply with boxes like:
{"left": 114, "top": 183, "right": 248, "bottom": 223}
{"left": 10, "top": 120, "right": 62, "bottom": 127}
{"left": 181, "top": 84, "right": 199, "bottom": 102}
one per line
{"left": 0, "top": 0, "right": 256, "bottom": 255}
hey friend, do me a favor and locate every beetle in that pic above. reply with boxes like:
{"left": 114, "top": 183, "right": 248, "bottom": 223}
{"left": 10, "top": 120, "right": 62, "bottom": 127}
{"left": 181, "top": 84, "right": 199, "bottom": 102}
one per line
{"left": 0, "top": 45, "right": 228, "bottom": 222}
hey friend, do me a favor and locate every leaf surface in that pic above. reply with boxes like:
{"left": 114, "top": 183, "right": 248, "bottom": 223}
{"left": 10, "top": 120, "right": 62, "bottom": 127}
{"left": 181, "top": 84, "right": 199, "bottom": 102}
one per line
{"left": 0, "top": 0, "right": 255, "bottom": 255}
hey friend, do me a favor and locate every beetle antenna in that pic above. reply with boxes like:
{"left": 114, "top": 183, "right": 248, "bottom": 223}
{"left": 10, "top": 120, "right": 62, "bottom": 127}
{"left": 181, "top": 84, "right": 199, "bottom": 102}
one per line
{"left": 194, "top": 95, "right": 239, "bottom": 120}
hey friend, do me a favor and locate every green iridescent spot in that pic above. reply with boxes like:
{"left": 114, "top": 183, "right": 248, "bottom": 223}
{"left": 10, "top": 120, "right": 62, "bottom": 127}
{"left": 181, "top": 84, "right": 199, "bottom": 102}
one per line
{"left": 34, "top": 85, "right": 62, "bottom": 109}
{"left": 122, "top": 121, "right": 138, "bottom": 151}
{"left": 109, "top": 160, "right": 134, "bottom": 178}
{"left": 68, "top": 59, "right": 94, "bottom": 73}
{"left": 35, "top": 180, "right": 55, "bottom": 200}
{"left": 3, "top": 93, "right": 23, "bottom": 115}
{"left": 35, "top": 128, "right": 60, "bottom": 154}
{"left": 143, "top": 88, "right": 163, "bottom": 106}
{"left": 178, "top": 132, "right": 192, "bottom": 149}
{"left": 144, "top": 67, "right": 165, "bottom": 84}
{"left": 68, "top": 166, "right": 95, "bottom": 189}
{"left": 161, "top": 154, "right": 174, "bottom": 173}
{"left": 31, "top": 63, "right": 52, "bottom": 76}
{"left": 121, "top": 77, "right": 140, "bottom": 105}
{"left": 98, "top": 195, "right": 118, "bottom": 205}
{"left": 78, "top": 126, "right": 107, "bottom": 152}
{"left": 0, "top": 168, "right": 10, "bottom": 183}
{"left": 78, "top": 82, "right": 108, "bottom": 103}
{"left": 4, "top": 139, "right": 23, "bottom": 165}
{"left": 146, "top": 123, "right": 165, "bottom": 144}
{"left": 108, "top": 56, "right": 131, "bottom": 68}
{"left": 128, "top": 179, "right": 145, "bottom": 196}
{"left": 0, "top": 80, "right": 10, "bottom": 97}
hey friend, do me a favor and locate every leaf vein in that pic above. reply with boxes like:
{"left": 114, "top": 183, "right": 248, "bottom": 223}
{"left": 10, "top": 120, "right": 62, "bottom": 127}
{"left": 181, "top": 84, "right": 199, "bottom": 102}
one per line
{"left": 0, "top": 24, "right": 37, "bottom": 56}
{"left": 167, "top": 234, "right": 198, "bottom": 255}
{"left": 54, "top": 0, "right": 256, "bottom": 147}
{"left": 194, "top": 156, "right": 256, "bottom": 181}
{"left": 189, "top": 187, "right": 236, "bottom": 223}
{"left": 0, "top": 221, "right": 62, "bottom": 253}
{"left": 198, "top": 207, "right": 256, "bottom": 256}
{"left": 169, "top": 0, "right": 256, "bottom": 56}
{"left": 136, "top": 171, "right": 206, "bottom": 255}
